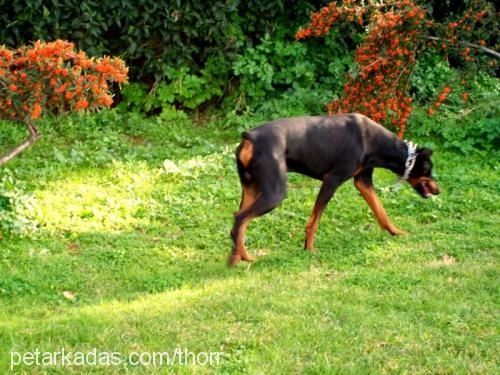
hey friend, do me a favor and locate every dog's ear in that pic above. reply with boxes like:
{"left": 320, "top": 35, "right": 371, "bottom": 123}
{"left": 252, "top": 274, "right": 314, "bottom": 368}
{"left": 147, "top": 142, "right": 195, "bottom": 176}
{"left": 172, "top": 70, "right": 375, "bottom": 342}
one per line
{"left": 419, "top": 148, "right": 433, "bottom": 159}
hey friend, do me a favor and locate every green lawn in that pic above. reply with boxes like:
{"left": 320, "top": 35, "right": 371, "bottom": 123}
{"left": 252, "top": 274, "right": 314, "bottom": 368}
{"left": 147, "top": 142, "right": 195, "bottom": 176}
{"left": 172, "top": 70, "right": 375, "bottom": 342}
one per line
{"left": 0, "top": 113, "right": 498, "bottom": 374}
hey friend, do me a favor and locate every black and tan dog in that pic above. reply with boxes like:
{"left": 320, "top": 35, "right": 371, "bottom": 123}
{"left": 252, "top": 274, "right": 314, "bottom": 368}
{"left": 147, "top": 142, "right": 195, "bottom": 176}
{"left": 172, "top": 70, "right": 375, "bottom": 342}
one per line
{"left": 229, "top": 113, "right": 440, "bottom": 266}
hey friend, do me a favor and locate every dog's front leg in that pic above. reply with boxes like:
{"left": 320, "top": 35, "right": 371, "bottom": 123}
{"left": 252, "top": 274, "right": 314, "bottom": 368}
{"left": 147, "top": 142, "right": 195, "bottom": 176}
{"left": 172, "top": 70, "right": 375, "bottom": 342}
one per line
{"left": 354, "top": 170, "right": 407, "bottom": 236}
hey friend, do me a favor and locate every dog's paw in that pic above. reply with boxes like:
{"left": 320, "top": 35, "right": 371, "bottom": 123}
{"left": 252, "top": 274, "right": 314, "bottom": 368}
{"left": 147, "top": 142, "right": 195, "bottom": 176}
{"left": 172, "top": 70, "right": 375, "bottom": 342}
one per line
{"left": 241, "top": 253, "right": 256, "bottom": 262}
{"left": 304, "top": 237, "right": 317, "bottom": 252}
{"left": 228, "top": 252, "right": 242, "bottom": 267}
{"left": 304, "top": 246, "right": 317, "bottom": 253}
{"left": 228, "top": 251, "right": 256, "bottom": 267}
{"left": 391, "top": 228, "right": 408, "bottom": 236}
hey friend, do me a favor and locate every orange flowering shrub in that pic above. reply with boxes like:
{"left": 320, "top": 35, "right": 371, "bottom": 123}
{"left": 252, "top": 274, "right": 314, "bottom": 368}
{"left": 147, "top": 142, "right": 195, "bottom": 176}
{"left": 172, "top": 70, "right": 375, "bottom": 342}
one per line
{"left": 427, "top": 0, "right": 497, "bottom": 67}
{"left": 0, "top": 39, "right": 128, "bottom": 121}
{"left": 296, "top": 0, "right": 498, "bottom": 137}
{"left": 0, "top": 40, "right": 128, "bottom": 165}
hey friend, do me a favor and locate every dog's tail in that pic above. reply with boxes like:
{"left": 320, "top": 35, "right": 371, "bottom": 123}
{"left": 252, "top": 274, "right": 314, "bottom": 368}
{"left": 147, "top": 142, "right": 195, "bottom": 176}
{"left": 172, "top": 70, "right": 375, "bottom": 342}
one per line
{"left": 236, "top": 132, "right": 254, "bottom": 185}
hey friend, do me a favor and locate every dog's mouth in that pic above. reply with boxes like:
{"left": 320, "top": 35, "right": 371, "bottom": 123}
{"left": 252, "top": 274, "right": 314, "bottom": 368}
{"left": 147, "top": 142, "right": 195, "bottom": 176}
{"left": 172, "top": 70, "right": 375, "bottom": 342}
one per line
{"left": 416, "top": 179, "right": 440, "bottom": 198}
{"left": 409, "top": 177, "right": 440, "bottom": 198}
{"left": 420, "top": 181, "right": 432, "bottom": 198}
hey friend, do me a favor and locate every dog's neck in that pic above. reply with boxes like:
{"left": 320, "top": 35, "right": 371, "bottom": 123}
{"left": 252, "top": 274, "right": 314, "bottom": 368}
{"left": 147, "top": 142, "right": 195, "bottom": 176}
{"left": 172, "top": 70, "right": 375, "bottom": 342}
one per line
{"left": 366, "top": 133, "right": 408, "bottom": 175}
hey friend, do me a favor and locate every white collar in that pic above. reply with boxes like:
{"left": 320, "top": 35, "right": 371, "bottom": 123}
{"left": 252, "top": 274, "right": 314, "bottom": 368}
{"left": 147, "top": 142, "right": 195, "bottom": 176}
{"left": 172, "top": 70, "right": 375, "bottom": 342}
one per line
{"left": 393, "top": 141, "right": 418, "bottom": 191}
{"left": 400, "top": 141, "right": 418, "bottom": 182}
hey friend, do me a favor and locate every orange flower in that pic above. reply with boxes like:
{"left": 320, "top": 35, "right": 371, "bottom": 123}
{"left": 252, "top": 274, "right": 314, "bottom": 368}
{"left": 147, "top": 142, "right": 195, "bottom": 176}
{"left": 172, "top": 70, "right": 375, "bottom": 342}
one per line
{"left": 102, "top": 95, "right": 113, "bottom": 107}
{"left": 95, "top": 63, "right": 112, "bottom": 74}
{"left": 55, "top": 83, "right": 69, "bottom": 94}
{"left": 75, "top": 99, "right": 89, "bottom": 110}
{"left": 31, "top": 102, "right": 42, "bottom": 120}
{"left": 9, "top": 84, "right": 18, "bottom": 92}
{"left": 462, "top": 92, "right": 469, "bottom": 101}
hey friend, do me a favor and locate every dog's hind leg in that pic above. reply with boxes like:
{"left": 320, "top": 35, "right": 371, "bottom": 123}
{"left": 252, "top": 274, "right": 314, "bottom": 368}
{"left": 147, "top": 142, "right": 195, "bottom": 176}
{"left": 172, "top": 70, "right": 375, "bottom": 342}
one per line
{"left": 238, "top": 184, "right": 257, "bottom": 213}
{"left": 229, "top": 155, "right": 287, "bottom": 266}
{"left": 234, "top": 139, "right": 258, "bottom": 215}
{"left": 354, "top": 169, "right": 406, "bottom": 236}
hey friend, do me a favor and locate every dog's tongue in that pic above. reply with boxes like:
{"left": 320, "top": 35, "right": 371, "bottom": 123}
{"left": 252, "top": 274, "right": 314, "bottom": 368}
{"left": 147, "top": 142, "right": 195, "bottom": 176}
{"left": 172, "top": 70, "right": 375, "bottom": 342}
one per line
{"left": 421, "top": 182, "right": 431, "bottom": 197}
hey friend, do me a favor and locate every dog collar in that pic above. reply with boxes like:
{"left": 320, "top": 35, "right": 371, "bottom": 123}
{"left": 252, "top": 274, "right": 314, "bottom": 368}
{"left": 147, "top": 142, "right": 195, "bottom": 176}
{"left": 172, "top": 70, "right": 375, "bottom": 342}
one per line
{"left": 393, "top": 141, "right": 418, "bottom": 191}
{"left": 400, "top": 141, "right": 418, "bottom": 182}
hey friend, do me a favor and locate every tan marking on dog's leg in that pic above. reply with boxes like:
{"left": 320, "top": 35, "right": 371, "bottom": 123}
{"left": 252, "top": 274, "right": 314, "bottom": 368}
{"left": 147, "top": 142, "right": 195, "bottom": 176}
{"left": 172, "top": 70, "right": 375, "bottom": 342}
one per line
{"left": 354, "top": 180, "right": 406, "bottom": 236}
{"left": 304, "top": 205, "right": 325, "bottom": 250}
{"left": 351, "top": 165, "right": 364, "bottom": 177}
{"left": 238, "top": 139, "right": 254, "bottom": 168}
{"left": 238, "top": 185, "right": 257, "bottom": 212}
{"left": 229, "top": 216, "right": 256, "bottom": 266}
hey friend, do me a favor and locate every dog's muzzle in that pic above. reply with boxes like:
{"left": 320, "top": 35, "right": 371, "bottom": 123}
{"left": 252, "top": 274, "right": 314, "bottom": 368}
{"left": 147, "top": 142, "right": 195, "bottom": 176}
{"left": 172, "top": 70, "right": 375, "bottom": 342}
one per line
{"left": 410, "top": 178, "right": 440, "bottom": 198}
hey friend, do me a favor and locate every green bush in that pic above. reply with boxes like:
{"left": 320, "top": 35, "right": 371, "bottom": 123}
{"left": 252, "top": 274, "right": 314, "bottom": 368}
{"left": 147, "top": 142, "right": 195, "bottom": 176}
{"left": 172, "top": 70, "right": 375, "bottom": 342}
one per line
{"left": 230, "top": 34, "right": 353, "bottom": 111}
{"left": 408, "top": 72, "right": 499, "bottom": 153}
{"left": 119, "top": 58, "right": 227, "bottom": 116}
{"left": 0, "top": 0, "right": 328, "bottom": 81}
{"left": 118, "top": 32, "right": 353, "bottom": 116}
{"left": 410, "top": 53, "right": 457, "bottom": 104}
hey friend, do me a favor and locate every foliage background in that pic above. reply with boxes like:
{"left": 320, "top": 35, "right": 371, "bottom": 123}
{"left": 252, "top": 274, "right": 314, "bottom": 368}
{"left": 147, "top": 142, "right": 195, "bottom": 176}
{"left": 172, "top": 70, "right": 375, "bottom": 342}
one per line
{"left": 0, "top": 0, "right": 328, "bottom": 80}
{"left": 2, "top": 0, "right": 497, "bottom": 151}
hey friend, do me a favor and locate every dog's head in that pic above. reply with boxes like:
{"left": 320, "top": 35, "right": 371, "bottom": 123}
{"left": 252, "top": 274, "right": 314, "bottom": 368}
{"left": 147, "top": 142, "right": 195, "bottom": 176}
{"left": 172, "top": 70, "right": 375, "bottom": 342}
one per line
{"left": 407, "top": 148, "right": 440, "bottom": 198}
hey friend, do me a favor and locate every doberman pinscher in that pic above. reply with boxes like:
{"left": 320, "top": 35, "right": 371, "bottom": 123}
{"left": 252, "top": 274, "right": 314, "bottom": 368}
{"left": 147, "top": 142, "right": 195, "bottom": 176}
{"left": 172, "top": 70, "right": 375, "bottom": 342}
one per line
{"left": 229, "top": 113, "right": 440, "bottom": 266}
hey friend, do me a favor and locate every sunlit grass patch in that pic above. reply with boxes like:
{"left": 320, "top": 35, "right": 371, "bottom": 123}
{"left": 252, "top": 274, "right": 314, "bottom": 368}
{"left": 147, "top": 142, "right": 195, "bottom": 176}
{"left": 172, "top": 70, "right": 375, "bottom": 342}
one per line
{"left": 31, "top": 164, "right": 160, "bottom": 234}
{"left": 23, "top": 145, "right": 236, "bottom": 236}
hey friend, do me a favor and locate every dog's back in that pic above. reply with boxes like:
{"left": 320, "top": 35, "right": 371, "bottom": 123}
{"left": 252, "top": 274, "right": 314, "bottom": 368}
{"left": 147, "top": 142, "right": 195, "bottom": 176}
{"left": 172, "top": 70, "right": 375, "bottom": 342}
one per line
{"left": 241, "top": 114, "right": 371, "bottom": 179}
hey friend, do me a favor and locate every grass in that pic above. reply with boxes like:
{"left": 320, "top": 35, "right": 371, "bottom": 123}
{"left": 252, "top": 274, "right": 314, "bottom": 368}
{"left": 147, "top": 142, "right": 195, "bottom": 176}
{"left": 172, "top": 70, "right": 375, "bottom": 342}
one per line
{"left": 0, "top": 111, "right": 499, "bottom": 374}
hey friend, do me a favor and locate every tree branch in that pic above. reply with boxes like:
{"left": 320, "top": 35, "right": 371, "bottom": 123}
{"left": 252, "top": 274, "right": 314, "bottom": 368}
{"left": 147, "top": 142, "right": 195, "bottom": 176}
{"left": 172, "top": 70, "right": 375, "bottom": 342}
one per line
{"left": 0, "top": 119, "right": 41, "bottom": 167}
{"left": 426, "top": 36, "right": 500, "bottom": 59}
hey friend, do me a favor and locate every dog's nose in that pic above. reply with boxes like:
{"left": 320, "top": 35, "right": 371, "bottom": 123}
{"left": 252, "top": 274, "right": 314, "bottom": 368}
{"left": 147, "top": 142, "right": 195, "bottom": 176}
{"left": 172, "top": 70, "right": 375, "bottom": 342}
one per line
{"left": 429, "top": 180, "right": 440, "bottom": 195}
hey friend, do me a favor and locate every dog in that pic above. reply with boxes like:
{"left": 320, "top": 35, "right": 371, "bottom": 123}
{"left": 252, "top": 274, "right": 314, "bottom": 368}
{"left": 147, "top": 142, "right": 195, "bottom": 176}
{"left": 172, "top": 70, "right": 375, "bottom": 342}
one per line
{"left": 229, "top": 113, "right": 440, "bottom": 266}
